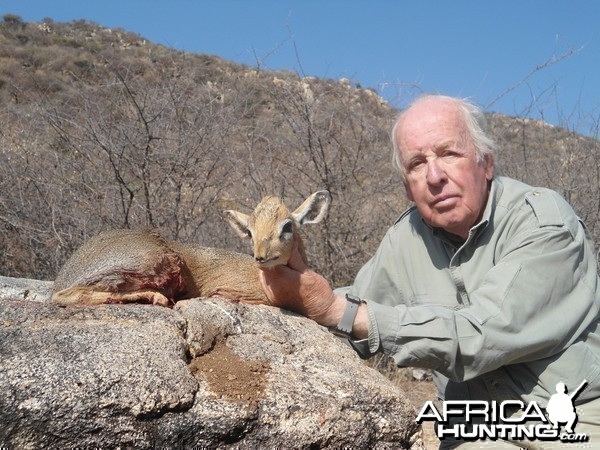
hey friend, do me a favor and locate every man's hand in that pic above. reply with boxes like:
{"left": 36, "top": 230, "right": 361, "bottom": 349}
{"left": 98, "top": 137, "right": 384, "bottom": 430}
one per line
{"left": 259, "top": 243, "right": 370, "bottom": 340}
{"left": 258, "top": 244, "right": 345, "bottom": 327}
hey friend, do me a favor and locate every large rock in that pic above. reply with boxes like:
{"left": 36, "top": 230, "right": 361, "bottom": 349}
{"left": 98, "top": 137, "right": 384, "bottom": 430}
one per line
{"left": 0, "top": 277, "right": 421, "bottom": 448}
{"left": 0, "top": 275, "right": 53, "bottom": 303}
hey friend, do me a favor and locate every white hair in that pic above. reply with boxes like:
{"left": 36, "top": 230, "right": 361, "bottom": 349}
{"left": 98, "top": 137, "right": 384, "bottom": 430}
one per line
{"left": 391, "top": 95, "right": 497, "bottom": 182}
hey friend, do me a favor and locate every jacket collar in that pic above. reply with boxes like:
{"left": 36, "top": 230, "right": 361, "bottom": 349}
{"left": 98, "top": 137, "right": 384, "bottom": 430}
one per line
{"left": 430, "top": 176, "right": 503, "bottom": 247}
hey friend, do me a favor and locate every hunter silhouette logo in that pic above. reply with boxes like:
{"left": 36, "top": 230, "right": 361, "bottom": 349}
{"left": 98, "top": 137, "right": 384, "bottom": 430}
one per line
{"left": 546, "top": 380, "right": 588, "bottom": 438}
{"left": 416, "top": 380, "right": 589, "bottom": 444}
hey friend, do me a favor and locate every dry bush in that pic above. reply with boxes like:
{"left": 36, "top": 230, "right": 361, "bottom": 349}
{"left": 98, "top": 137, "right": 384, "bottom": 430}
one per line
{"left": 489, "top": 115, "right": 600, "bottom": 248}
{"left": 0, "top": 43, "right": 403, "bottom": 285}
{"left": 0, "top": 16, "right": 597, "bottom": 287}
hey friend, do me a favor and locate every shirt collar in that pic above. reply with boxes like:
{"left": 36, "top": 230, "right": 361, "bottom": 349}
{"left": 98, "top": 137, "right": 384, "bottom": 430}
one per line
{"left": 430, "top": 177, "right": 502, "bottom": 247}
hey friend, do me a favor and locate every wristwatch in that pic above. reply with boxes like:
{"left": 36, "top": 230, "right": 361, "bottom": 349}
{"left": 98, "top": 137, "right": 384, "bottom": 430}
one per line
{"left": 328, "top": 294, "right": 365, "bottom": 338}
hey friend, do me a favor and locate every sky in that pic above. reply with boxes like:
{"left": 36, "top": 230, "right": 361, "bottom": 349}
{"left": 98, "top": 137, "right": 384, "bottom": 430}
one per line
{"left": 3, "top": 0, "right": 600, "bottom": 136}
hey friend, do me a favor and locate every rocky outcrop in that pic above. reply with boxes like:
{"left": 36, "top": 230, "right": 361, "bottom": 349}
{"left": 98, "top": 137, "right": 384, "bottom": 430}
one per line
{"left": 0, "top": 275, "right": 53, "bottom": 303}
{"left": 0, "top": 276, "right": 421, "bottom": 448}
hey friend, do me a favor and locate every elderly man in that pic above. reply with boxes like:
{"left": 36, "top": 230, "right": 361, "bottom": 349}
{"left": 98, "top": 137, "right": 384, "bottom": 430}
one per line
{"left": 259, "top": 95, "right": 600, "bottom": 449}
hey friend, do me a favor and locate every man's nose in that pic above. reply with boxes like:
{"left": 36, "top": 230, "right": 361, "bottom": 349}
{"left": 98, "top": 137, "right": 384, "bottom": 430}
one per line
{"left": 426, "top": 159, "right": 447, "bottom": 185}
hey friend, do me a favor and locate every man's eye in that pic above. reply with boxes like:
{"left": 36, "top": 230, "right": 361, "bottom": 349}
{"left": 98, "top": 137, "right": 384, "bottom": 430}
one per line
{"left": 408, "top": 160, "right": 425, "bottom": 171}
{"left": 442, "top": 150, "right": 460, "bottom": 158}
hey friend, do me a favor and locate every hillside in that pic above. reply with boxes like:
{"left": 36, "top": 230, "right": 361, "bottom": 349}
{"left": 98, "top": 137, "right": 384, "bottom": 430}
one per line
{"left": 0, "top": 15, "right": 598, "bottom": 284}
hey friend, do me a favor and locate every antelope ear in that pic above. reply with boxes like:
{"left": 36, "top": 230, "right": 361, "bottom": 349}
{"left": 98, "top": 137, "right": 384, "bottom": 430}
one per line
{"left": 291, "top": 190, "right": 331, "bottom": 225}
{"left": 223, "top": 210, "right": 252, "bottom": 238}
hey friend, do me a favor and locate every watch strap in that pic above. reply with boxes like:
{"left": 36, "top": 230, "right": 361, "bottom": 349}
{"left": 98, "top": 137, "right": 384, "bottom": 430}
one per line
{"left": 329, "top": 294, "right": 364, "bottom": 338}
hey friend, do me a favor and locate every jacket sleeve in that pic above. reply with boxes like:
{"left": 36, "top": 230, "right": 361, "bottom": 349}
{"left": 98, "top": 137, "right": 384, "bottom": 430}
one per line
{"left": 352, "top": 193, "right": 600, "bottom": 382}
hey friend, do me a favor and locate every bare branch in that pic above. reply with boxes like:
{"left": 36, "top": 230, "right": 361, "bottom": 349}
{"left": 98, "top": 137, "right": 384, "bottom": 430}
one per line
{"left": 485, "top": 46, "right": 580, "bottom": 110}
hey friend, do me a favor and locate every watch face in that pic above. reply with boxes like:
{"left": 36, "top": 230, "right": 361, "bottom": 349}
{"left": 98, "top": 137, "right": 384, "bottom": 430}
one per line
{"left": 345, "top": 294, "right": 362, "bottom": 304}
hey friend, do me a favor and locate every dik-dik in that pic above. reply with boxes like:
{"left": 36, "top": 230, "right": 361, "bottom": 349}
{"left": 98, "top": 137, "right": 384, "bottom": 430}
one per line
{"left": 52, "top": 190, "right": 331, "bottom": 307}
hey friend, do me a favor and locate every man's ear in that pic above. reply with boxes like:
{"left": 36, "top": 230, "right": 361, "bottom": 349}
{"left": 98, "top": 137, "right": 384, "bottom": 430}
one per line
{"left": 404, "top": 182, "right": 415, "bottom": 202}
{"left": 484, "top": 154, "right": 495, "bottom": 180}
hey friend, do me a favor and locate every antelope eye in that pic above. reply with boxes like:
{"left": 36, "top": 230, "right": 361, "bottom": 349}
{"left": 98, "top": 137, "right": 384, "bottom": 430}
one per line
{"left": 281, "top": 220, "right": 293, "bottom": 236}
{"left": 245, "top": 229, "right": 252, "bottom": 239}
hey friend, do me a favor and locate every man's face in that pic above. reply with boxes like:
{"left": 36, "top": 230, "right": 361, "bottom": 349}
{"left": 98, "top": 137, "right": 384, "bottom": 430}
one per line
{"left": 395, "top": 99, "right": 494, "bottom": 239}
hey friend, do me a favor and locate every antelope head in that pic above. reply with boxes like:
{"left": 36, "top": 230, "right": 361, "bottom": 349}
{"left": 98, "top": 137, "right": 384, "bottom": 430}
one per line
{"left": 223, "top": 190, "right": 331, "bottom": 269}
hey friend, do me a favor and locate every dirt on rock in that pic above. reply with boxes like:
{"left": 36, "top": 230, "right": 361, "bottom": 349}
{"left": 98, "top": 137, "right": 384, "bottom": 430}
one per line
{"left": 189, "top": 338, "right": 270, "bottom": 405}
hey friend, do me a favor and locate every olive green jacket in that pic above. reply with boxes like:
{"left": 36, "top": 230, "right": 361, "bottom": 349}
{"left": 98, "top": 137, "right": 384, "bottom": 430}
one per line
{"left": 343, "top": 176, "right": 600, "bottom": 406}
